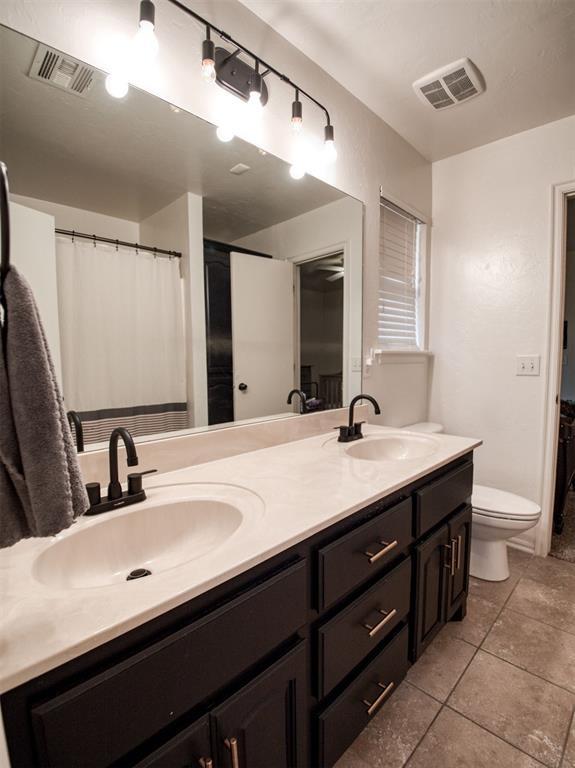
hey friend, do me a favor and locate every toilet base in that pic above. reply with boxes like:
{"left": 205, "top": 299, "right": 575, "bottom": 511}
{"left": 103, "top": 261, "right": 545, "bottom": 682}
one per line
{"left": 470, "top": 538, "right": 510, "bottom": 582}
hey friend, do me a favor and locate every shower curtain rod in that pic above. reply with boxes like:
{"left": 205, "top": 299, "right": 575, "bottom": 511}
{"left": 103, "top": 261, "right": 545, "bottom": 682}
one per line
{"left": 55, "top": 229, "right": 182, "bottom": 259}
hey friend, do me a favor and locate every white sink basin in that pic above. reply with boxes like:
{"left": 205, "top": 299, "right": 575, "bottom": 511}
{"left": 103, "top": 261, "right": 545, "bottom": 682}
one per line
{"left": 345, "top": 434, "right": 440, "bottom": 462}
{"left": 33, "top": 483, "right": 264, "bottom": 589}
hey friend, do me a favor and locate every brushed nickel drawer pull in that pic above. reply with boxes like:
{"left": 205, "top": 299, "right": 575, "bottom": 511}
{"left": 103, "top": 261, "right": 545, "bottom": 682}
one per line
{"left": 199, "top": 759, "right": 213, "bottom": 768}
{"left": 364, "top": 539, "right": 398, "bottom": 564}
{"left": 225, "top": 737, "right": 240, "bottom": 768}
{"left": 363, "top": 681, "right": 395, "bottom": 716}
{"left": 363, "top": 608, "right": 398, "bottom": 637}
{"left": 457, "top": 534, "right": 462, "bottom": 570}
{"left": 444, "top": 542, "right": 456, "bottom": 576}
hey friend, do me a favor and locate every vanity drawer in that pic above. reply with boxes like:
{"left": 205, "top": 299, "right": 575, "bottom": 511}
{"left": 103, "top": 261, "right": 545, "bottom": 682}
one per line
{"left": 318, "top": 498, "right": 412, "bottom": 609}
{"left": 318, "top": 625, "right": 409, "bottom": 768}
{"left": 31, "top": 559, "right": 307, "bottom": 768}
{"left": 414, "top": 460, "right": 473, "bottom": 537}
{"left": 318, "top": 557, "right": 411, "bottom": 697}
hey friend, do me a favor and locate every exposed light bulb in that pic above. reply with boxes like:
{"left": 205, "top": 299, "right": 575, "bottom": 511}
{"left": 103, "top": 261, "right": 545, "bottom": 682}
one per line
{"left": 291, "top": 96, "right": 303, "bottom": 134}
{"left": 105, "top": 72, "right": 129, "bottom": 99}
{"left": 289, "top": 164, "right": 305, "bottom": 180}
{"left": 132, "top": 19, "right": 159, "bottom": 64}
{"left": 323, "top": 139, "right": 338, "bottom": 164}
{"left": 248, "top": 90, "right": 263, "bottom": 115}
{"left": 323, "top": 124, "right": 337, "bottom": 164}
{"left": 216, "top": 124, "right": 235, "bottom": 142}
{"left": 291, "top": 116, "right": 303, "bottom": 134}
{"left": 202, "top": 59, "right": 216, "bottom": 82}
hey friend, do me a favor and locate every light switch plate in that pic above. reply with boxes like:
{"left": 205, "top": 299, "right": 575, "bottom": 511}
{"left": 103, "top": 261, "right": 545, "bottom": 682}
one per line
{"left": 352, "top": 357, "right": 362, "bottom": 373}
{"left": 516, "top": 355, "right": 540, "bottom": 376}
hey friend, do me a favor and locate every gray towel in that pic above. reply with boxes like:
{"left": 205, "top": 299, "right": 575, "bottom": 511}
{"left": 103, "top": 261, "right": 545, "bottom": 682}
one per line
{"left": 0, "top": 266, "right": 88, "bottom": 548}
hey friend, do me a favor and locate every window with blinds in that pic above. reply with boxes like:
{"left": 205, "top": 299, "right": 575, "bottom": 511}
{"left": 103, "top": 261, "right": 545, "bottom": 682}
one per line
{"left": 378, "top": 200, "right": 423, "bottom": 349}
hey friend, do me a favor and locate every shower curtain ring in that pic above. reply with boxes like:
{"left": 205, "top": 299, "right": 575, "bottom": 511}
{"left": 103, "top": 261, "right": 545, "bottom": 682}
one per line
{"left": 92, "top": 235, "right": 96, "bottom": 248}
{"left": 115, "top": 239, "right": 119, "bottom": 252}
{"left": 72, "top": 230, "right": 75, "bottom": 243}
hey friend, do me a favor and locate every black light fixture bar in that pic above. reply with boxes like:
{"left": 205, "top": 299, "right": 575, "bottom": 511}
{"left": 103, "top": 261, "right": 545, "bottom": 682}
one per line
{"left": 165, "top": 0, "right": 332, "bottom": 127}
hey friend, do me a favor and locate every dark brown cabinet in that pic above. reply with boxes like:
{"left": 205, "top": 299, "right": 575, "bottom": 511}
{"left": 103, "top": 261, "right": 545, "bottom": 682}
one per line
{"left": 211, "top": 644, "right": 307, "bottom": 768}
{"left": 446, "top": 505, "right": 472, "bottom": 618}
{"left": 413, "top": 524, "right": 450, "bottom": 658}
{"left": 413, "top": 503, "right": 473, "bottom": 659}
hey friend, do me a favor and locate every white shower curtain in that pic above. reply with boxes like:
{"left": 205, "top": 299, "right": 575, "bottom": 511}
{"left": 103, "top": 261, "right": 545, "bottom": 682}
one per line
{"left": 56, "top": 237, "right": 186, "bottom": 416}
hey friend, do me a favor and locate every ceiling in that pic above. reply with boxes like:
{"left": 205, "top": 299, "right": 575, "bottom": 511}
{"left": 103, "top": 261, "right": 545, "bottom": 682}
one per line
{"left": 0, "top": 25, "right": 346, "bottom": 241}
{"left": 240, "top": 0, "right": 575, "bottom": 161}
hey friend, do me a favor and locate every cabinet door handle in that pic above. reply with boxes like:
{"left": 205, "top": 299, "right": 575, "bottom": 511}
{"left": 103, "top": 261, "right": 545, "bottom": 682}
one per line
{"left": 225, "top": 737, "right": 240, "bottom": 768}
{"left": 362, "top": 681, "right": 395, "bottom": 716}
{"left": 457, "top": 534, "right": 462, "bottom": 570}
{"left": 199, "top": 759, "right": 213, "bottom": 768}
{"left": 363, "top": 608, "right": 397, "bottom": 637}
{"left": 443, "top": 543, "right": 456, "bottom": 577}
{"left": 364, "top": 539, "right": 398, "bottom": 564}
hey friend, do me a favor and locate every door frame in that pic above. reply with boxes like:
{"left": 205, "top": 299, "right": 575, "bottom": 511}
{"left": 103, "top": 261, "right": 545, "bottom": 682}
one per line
{"left": 540, "top": 181, "right": 575, "bottom": 556}
{"left": 288, "top": 239, "right": 361, "bottom": 408}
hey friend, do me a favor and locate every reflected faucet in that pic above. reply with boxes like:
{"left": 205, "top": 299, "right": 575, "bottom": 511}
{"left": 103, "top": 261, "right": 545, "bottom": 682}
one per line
{"left": 108, "top": 427, "right": 139, "bottom": 500}
{"left": 287, "top": 389, "right": 307, "bottom": 414}
{"left": 337, "top": 394, "right": 381, "bottom": 443}
{"left": 67, "top": 410, "right": 84, "bottom": 453}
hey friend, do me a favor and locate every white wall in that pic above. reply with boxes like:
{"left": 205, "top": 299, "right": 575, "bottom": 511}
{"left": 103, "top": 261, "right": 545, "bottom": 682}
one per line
{"left": 10, "top": 194, "right": 139, "bottom": 241}
{"left": 140, "top": 193, "right": 208, "bottom": 427}
{"left": 429, "top": 114, "right": 575, "bottom": 552}
{"left": 0, "top": 0, "right": 431, "bottom": 418}
{"left": 10, "top": 202, "right": 62, "bottom": 385}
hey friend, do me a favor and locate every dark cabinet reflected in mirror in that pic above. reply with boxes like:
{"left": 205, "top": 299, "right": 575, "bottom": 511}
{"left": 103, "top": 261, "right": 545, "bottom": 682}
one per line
{"left": 0, "top": 24, "right": 363, "bottom": 449}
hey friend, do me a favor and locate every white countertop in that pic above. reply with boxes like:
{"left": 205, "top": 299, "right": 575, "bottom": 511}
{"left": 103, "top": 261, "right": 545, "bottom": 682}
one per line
{"left": 0, "top": 425, "right": 481, "bottom": 694}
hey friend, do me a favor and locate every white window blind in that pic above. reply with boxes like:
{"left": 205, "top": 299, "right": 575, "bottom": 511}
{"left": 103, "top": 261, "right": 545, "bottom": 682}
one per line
{"left": 378, "top": 200, "right": 421, "bottom": 348}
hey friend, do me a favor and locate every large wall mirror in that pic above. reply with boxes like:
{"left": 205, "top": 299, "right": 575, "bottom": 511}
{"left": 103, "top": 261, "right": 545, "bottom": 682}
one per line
{"left": 0, "top": 24, "right": 363, "bottom": 450}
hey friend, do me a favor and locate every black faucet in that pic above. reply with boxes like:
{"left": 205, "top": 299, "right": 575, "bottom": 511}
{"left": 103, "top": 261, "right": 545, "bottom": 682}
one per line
{"left": 287, "top": 389, "right": 307, "bottom": 414}
{"left": 67, "top": 410, "right": 84, "bottom": 453}
{"left": 108, "top": 427, "right": 139, "bottom": 500}
{"left": 337, "top": 394, "right": 381, "bottom": 442}
{"left": 84, "top": 427, "right": 156, "bottom": 516}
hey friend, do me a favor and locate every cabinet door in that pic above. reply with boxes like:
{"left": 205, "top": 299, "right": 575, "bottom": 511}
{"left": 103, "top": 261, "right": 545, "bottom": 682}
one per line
{"left": 446, "top": 504, "right": 472, "bottom": 619}
{"left": 211, "top": 644, "right": 307, "bottom": 768}
{"left": 134, "top": 715, "right": 212, "bottom": 768}
{"left": 412, "top": 524, "right": 450, "bottom": 660}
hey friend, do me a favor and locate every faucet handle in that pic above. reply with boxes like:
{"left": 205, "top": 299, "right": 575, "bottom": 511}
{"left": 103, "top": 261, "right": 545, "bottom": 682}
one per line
{"left": 127, "top": 469, "right": 157, "bottom": 496}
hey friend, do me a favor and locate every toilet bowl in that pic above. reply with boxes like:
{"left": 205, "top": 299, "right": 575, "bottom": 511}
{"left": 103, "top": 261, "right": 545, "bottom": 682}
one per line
{"left": 404, "top": 422, "right": 541, "bottom": 582}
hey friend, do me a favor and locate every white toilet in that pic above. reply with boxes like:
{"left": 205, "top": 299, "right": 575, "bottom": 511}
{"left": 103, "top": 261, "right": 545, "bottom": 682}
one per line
{"left": 404, "top": 422, "right": 541, "bottom": 582}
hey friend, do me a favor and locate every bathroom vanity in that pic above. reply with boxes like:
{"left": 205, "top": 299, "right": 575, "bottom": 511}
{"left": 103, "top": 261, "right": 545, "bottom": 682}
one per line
{"left": 0, "top": 427, "right": 478, "bottom": 768}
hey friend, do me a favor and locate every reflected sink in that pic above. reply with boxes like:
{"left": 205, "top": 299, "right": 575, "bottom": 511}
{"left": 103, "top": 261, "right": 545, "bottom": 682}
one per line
{"left": 33, "top": 483, "right": 264, "bottom": 589}
{"left": 345, "top": 434, "right": 440, "bottom": 462}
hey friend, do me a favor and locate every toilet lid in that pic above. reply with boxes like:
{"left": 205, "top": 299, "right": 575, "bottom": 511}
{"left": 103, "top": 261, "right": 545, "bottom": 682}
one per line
{"left": 472, "top": 484, "right": 541, "bottom": 520}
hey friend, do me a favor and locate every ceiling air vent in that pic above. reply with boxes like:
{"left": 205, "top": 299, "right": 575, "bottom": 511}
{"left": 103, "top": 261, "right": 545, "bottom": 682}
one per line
{"left": 413, "top": 58, "right": 484, "bottom": 110}
{"left": 28, "top": 44, "right": 96, "bottom": 97}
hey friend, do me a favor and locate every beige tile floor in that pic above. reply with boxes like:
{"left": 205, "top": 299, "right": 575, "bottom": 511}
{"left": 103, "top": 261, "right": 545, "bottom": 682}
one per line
{"left": 335, "top": 549, "right": 575, "bottom": 768}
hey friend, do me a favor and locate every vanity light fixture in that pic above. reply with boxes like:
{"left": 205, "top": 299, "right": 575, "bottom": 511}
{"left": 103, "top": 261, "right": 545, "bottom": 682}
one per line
{"left": 323, "top": 123, "right": 337, "bottom": 164}
{"left": 201, "top": 27, "right": 216, "bottom": 82}
{"left": 291, "top": 92, "right": 303, "bottom": 134}
{"left": 247, "top": 62, "right": 263, "bottom": 115}
{"left": 104, "top": 0, "right": 337, "bottom": 170}
{"left": 133, "top": 0, "right": 159, "bottom": 63}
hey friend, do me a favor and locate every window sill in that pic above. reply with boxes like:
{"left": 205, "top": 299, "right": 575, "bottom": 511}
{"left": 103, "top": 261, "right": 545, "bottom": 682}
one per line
{"left": 368, "top": 349, "right": 433, "bottom": 365}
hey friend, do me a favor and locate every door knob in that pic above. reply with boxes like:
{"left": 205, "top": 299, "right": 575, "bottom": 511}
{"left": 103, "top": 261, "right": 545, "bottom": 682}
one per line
{"left": 238, "top": 382, "right": 248, "bottom": 392}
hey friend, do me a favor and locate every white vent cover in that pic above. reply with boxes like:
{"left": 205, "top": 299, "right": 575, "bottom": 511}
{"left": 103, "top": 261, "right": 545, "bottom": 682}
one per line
{"left": 413, "top": 58, "right": 484, "bottom": 110}
{"left": 229, "top": 163, "right": 251, "bottom": 175}
{"left": 28, "top": 44, "right": 95, "bottom": 97}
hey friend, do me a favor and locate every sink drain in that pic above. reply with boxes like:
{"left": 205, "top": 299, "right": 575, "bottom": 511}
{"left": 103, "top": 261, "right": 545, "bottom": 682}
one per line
{"left": 126, "top": 568, "right": 152, "bottom": 581}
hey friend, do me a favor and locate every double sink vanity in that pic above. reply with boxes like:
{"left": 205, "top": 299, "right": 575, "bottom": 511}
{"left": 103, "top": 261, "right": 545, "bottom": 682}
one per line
{"left": 0, "top": 421, "right": 480, "bottom": 768}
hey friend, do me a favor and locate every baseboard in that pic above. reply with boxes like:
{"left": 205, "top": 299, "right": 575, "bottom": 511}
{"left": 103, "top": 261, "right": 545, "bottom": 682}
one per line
{"left": 508, "top": 535, "right": 536, "bottom": 554}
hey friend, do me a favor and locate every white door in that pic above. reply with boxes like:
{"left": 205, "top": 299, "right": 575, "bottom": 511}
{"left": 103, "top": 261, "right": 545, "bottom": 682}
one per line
{"left": 230, "top": 251, "right": 294, "bottom": 421}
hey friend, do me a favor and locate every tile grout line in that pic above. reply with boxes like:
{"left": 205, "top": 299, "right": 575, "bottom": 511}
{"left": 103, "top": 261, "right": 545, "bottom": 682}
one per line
{"left": 559, "top": 703, "right": 575, "bottom": 765}
{"left": 442, "top": 704, "right": 549, "bottom": 767}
